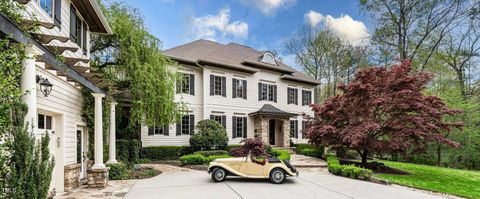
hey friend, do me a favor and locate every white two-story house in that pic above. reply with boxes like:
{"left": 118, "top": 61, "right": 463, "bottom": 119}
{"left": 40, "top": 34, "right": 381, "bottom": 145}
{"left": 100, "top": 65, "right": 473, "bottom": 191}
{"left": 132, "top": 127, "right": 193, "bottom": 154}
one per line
{"left": 141, "top": 40, "right": 320, "bottom": 148}
{"left": 3, "top": 0, "right": 116, "bottom": 193}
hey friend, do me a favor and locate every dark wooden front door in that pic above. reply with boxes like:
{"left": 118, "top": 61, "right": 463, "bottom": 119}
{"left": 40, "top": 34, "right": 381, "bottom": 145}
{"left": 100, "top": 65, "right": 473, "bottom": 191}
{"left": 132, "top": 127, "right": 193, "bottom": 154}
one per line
{"left": 269, "top": 119, "right": 275, "bottom": 145}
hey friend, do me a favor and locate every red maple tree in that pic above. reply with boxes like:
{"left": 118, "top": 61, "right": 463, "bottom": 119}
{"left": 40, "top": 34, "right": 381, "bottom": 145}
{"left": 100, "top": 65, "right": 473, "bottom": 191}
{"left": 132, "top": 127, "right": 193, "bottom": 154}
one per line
{"left": 306, "top": 61, "right": 463, "bottom": 164}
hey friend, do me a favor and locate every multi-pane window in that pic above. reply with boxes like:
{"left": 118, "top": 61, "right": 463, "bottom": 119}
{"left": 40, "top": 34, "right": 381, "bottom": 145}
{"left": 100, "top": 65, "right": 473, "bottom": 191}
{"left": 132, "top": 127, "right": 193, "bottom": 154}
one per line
{"left": 148, "top": 123, "right": 169, "bottom": 136}
{"left": 290, "top": 120, "right": 298, "bottom": 138}
{"left": 258, "top": 83, "right": 277, "bottom": 102}
{"left": 38, "top": 114, "right": 53, "bottom": 130}
{"left": 39, "top": 0, "right": 53, "bottom": 16}
{"left": 210, "top": 115, "right": 226, "bottom": 129}
{"left": 177, "top": 114, "right": 195, "bottom": 135}
{"left": 177, "top": 73, "right": 194, "bottom": 95}
{"left": 302, "top": 90, "right": 312, "bottom": 106}
{"left": 70, "top": 5, "right": 88, "bottom": 54}
{"left": 214, "top": 76, "right": 222, "bottom": 95}
{"left": 233, "top": 79, "right": 247, "bottom": 99}
{"left": 210, "top": 75, "right": 226, "bottom": 97}
{"left": 232, "top": 116, "right": 247, "bottom": 138}
{"left": 287, "top": 88, "right": 298, "bottom": 105}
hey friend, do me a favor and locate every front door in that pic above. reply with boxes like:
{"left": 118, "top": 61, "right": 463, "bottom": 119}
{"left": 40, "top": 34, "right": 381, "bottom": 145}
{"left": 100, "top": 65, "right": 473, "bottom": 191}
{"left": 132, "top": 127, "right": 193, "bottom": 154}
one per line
{"left": 269, "top": 119, "right": 275, "bottom": 145}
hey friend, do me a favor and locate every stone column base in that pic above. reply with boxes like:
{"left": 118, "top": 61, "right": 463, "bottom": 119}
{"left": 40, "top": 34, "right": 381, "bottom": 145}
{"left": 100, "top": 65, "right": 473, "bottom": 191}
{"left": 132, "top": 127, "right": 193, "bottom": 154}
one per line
{"left": 87, "top": 168, "right": 109, "bottom": 189}
{"left": 64, "top": 163, "right": 81, "bottom": 191}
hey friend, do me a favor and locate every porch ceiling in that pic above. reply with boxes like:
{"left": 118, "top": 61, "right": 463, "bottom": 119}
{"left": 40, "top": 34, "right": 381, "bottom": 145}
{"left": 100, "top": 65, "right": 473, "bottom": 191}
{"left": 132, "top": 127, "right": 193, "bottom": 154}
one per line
{"left": 249, "top": 104, "right": 297, "bottom": 117}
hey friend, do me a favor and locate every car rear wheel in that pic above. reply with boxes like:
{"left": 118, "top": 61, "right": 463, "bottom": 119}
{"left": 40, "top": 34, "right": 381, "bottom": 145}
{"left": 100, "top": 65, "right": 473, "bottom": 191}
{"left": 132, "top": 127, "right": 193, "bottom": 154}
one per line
{"left": 269, "top": 168, "right": 286, "bottom": 184}
{"left": 211, "top": 167, "right": 227, "bottom": 182}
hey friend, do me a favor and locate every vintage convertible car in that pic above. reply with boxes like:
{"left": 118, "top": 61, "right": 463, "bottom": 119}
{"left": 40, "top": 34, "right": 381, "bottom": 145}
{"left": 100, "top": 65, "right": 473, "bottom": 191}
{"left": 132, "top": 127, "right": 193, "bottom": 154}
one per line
{"left": 207, "top": 153, "right": 298, "bottom": 184}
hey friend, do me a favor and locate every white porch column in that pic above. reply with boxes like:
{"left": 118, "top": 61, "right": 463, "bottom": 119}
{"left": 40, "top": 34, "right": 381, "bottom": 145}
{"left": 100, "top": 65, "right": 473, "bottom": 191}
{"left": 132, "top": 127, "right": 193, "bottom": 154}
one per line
{"left": 107, "top": 101, "right": 117, "bottom": 164}
{"left": 92, "top": 93, "right": 106, "bottom": 169}
{"left": 20, "top": 44, "right": 43, "bottom": 131}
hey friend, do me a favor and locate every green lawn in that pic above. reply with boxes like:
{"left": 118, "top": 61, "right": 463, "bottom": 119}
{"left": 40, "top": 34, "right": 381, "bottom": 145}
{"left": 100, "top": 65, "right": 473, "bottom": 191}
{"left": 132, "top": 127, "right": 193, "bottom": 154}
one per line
{"left": 374, "top": 160, "right": 480, "bottom": 199}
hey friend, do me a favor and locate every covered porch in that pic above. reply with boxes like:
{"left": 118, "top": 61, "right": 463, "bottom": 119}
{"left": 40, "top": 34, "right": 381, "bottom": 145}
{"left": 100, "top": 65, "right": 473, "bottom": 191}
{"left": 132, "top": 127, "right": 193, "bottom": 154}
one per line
{"left": 250, "top": 104, "right": 297, "bottom": 147}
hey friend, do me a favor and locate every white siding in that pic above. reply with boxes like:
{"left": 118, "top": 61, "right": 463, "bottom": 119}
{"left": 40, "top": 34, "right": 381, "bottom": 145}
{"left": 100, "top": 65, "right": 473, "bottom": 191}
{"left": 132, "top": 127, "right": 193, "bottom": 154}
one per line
{"left": 141, "top": 64, "right": 315, "bottom": 146}
{"left": 25, "top": 0, "right": 91, "bottom": 61}
{"left": 36, "top": 67, "right": 85, "bottom": 166}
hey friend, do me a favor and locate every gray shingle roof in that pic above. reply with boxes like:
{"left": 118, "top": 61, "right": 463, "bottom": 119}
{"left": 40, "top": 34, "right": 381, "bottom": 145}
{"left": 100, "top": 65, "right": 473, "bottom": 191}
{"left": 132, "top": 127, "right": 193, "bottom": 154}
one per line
{"left": 163, "top": 39, "right": 320, "bottom": 85}
{"left": 249, "top": 104, "right": 297, "bottom": 117}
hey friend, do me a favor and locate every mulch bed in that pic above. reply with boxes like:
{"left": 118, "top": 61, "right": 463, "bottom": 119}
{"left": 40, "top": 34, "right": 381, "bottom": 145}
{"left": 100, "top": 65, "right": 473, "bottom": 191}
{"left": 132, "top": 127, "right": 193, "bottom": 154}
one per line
{"left": 339, "top": 159, "right": 410, "bottom": 175}
{"left": 130, "top": 167, "right": 163, "bottom": 179}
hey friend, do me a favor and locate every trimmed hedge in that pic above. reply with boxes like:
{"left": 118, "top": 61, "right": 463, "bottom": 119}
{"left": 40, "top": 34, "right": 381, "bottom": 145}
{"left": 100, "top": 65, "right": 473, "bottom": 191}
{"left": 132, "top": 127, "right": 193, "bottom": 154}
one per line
{"left": 194, "top": 150, "right": 229, "bottom": 157}
{"left": 180, "top": 154, "right": 207, "bottom": 165}
{"left": 107, "top": 162, "right": 130, "bottom": 180}
{"left": 271, "top": 149, "right": 291, "bottom": 160}
{"left": 180, "top": 154, "right": 231, "bottom": 165}
{"left": 327, "top": 156, "right": 372, "bottom": 180}
{"left": 295, "top": 144, "right": 324, "bottom": 158}
{"left": 141, "top": 146, "right": 192, "bottom": 160}
{"left": 117, "top": 139, "right": 141, "bottom": 163}
{"left": 225, "top": 144, "right": 242, "bottom": 152}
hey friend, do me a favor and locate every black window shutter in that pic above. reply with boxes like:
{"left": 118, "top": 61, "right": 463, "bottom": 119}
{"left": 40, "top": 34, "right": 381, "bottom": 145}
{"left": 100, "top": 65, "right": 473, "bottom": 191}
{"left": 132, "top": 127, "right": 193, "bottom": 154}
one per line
{"left": 258, "top": 83, "right": 262, "bottom": 101}
{"left": 54, "top": 0, "right": 61, "bottom": 27}
{"left": 210, "top": 115, "right": 214, "bottom": 120}
{"left": 243, "top": 117, "right": 247, "bottom": 138}
{"left": 295, "top": 89, "right": 298, "bottom": 105}
{"left": 69, "top": 6, "right": 76, "bottom": 41}
{"left": 232, "top": 116, "right": 237, "bottom": 139}
{"left": 176, "top": 75, "right": 181, "bottom": 94}
{"left": 295, "top": 120, "right": 298, "bottom": 138}
{"left": 221, "top": 115, "right": 226, "bottom": 129}
{"left": 82, "top": 21, "right": 87, "bottom": 54}
{"left": 164, "top": 126, "right": 169, "bottom": 136}
{"left": 210, "top": 75, "right": 214, "bottom": 96}
{"left": 148, "top": 127, "right": 154, "bottom": 136}
{"left": 232, "top": 79, "right": 237, "bottom": 98}
{"left": 189, "top": 74, "right": 195, "bottom": 95}
{"left": 243, "top": 80, "right": 247, "bottom": 99}
{"left": 189, "top": 115, "right": 195, "bottom": 135}
{"left": 273, "top": 85, "right": 277, "bottom": 102}
{"left": 176, "top": 121, "right": 181, "bottom": 136}
{"left": 302, "top": 90, "right": 305, "bottom": 105}
{"left": 221, "top": 77, "right": 226, "bottom": 97}
{"left": 302, "top": 121, "right": 306, "bottom": 137}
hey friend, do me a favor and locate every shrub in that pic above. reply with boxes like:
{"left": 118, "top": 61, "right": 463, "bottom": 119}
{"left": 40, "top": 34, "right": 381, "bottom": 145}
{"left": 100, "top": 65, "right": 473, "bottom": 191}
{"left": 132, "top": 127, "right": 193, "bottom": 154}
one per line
{"left": 180, "top": 154, "right": 208, "bottom": 165}
{"left": 206, "top": 155, "right": 231, "bottom": 163}
{"left": 327, "top": 156, "right": 372, "bottom": 180}
{"left": 194, "top": 150, "right": 228, "bottom": 157}
{"left": 117, "top": 139, "right": 141, "bottom": 163}
{"left": 295, "top": 144, "right": 324, "bottom": 158}
{"left": 107, "top": 163, "right": 130, "bottom": 180}
{"left": 225, "top": 144, "right": 242, "bottom": 151}
{"left": 271, "top": 149, "right": 291, "bottom": 160}
{"left": 190, "top": 119, "right": 228, "bottom": 151}
{"left": 229, "top": 138, "right": 267, "bottom": 157}
{"left": 141, "top": 146, "right": 191, "bottom": 160}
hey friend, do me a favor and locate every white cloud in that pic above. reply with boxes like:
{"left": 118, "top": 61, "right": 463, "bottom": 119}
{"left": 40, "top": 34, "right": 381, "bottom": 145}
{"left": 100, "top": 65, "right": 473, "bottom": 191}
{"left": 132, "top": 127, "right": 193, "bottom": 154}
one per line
{"left": 305, "top": 10, "right": 324, "bottom": 28}
{"left": 304, "top": 11, "right": 369, "bottom": 46}
{"left": 239, "top": 0, "right": 296, "bottom": 16}
{"left": 190, "top": 8, "right": 248, "bottom": 41}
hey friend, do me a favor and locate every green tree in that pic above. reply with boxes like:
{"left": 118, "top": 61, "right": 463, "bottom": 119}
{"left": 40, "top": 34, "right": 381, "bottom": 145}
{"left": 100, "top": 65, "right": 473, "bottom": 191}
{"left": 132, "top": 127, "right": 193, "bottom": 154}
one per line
{"left": 190, "top": 119, "right": 229, "bottom": 151}
{"left": 360, "top": 0, "right": 466, "bottom": 71}
{"left": 90, "top": 1, "right": 184, "bottom": 129}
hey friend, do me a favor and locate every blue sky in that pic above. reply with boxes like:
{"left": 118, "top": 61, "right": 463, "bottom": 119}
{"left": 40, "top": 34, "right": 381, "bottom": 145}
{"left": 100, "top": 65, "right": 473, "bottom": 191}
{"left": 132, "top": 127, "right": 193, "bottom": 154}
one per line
{"left": 126, "top": 0, "right": 371, "bottom": 68}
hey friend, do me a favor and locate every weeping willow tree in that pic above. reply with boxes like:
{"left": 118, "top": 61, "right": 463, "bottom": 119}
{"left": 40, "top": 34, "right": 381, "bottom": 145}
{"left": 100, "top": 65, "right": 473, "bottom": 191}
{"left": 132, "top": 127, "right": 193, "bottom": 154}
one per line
{"left": 89, "top": 1, "right": 183, "bottom": 134}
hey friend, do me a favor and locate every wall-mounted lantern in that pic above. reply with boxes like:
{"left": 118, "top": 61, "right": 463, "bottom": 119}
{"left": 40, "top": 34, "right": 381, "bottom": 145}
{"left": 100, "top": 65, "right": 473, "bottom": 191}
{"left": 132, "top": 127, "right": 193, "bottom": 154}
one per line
{"left": 36, "top": 75, "right": 53, "bottom": 97}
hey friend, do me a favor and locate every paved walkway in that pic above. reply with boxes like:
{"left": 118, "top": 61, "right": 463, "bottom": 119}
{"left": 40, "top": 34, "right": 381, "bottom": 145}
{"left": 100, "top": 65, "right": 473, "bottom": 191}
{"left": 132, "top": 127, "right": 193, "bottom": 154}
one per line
{"left": 290, "top": 154, "right": 327, "bottom": 168}
{"left": 54, "top": 180, "right": 136, "bottom": 199}
{"left": 124, "top": 168, "right": 447, "bottom": 199}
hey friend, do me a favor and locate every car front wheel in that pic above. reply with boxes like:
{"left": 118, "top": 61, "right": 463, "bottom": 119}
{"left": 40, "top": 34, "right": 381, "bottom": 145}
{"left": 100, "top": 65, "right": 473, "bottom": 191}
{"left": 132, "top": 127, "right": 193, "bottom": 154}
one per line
{"left": 269, "top": 168, "right": 286, "bottom": 184}
{"left": 211, "top": 167, "right": 227, "bottom": 182}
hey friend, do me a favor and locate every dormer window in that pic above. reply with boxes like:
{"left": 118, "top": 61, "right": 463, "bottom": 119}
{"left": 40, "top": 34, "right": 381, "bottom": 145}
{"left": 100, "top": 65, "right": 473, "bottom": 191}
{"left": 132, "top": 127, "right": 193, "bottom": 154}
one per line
{"left": 260, "top": 52, "right": 277, "bottom": 65}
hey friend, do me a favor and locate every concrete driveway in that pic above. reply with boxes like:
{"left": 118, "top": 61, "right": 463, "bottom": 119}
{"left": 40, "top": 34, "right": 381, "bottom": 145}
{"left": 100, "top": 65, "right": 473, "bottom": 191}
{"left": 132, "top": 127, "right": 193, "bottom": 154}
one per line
{"left": 124, "top": 168, "right": 445, "bottom": 199}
